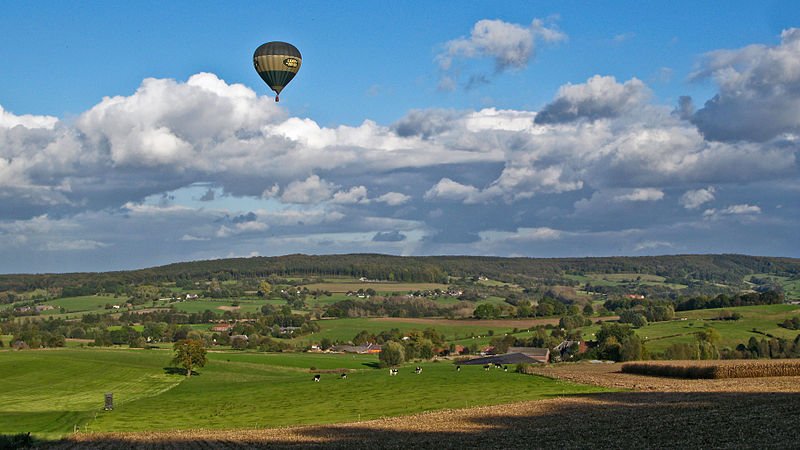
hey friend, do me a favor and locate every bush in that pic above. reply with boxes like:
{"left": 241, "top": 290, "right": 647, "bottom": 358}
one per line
{"left": 0, "top": 432, "right": 33, "bottom": 449}
{"left": 515, "top": 363, "right": 532, "bottom": 373}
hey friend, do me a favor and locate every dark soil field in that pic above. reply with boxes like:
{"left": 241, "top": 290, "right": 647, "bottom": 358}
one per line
{"left": 44, "top": 360, "right": 800, "bottom": 449}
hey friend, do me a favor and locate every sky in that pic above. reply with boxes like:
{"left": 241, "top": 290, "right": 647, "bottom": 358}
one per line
{"left": 1, "top": 1, "right": 799, "bottom": 273}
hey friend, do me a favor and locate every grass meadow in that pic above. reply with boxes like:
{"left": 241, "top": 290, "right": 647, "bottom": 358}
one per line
{"left": 0, "top": 348, "right": 609, "bottom": 438}
{"left": 638, "top": 304, "right": 800, "bottom": 353}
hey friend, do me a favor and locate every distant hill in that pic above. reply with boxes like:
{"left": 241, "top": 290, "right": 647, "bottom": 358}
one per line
{"left": 1, "top": 253, "right": 798, "bottom": 293}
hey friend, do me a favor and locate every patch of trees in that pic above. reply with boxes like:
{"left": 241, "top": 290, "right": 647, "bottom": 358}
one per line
{"left": 584, "top": 323, "right": 645, "bottom": 362}
{"left": 660, "top": 329, "right": 721, "bottom": 360}
{"left": 779, "top": 316, "right": 800, "bottom": 330}
{"left": 675, "top": 291, "right": 783, "bottom": 311}
{"left": 723, "top": 335, "right": 800, "bottom": 359}
{"left": 713, "top": 310, "right": 742, "bottom": 321}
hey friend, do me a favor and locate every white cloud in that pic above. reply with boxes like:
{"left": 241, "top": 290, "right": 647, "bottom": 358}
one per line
{"left": 437, "top": 18, "right": 565, "bottom": 89}
{"left": 535, "top": 75, "right": 650, "bottom": 124}
{"left": 691, "top": 28, "right": 800, "bottom": 142}
{"left": 424, "top": 178, "right": 483, "bottom": 204}
{"left": 42, "top": 239, "right": 110, "bottom": 251}
{"left": 680, "top": 186, "right": 715, "bottom": 209}
{"left": 0, "top": 105, "right": 58, "bottom": 129}
{"left": 331, "top": 185, "right": 369, "bottom": 204}
{"left": 703, "top": 203, "right": 762, "bottom": 218}
{"left": 633, "top": 240, "right": 673, "bottom": 251}
{"left": 216, "top": 221, "right": 268, "bottom": 238}
{"left": 280, "top": 175, "right": 335, "bottom": 204}
{"left": 480, "top": 227, "right": 562, "bottom": 243}
{"left": 613, "top": 188, "right": 664, "bottom": 202}
{"left": 375, "top": 192, "right": 411, "bottom": 206}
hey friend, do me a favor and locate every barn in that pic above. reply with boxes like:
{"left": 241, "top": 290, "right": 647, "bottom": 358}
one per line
{"left": 458, "top": 347, "right": 550, "bottom": 366}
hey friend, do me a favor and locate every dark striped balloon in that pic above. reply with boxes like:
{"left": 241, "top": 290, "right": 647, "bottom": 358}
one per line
{"left": 253, "top": 41, "right": 302, "bottom": 102}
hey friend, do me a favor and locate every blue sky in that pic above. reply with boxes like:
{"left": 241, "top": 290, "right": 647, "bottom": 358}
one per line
{"left": 1, "top": 1, "right": 799, "bottom": 272}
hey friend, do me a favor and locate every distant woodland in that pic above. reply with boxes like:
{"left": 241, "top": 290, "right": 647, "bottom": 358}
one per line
{"left": 1, "top": 253, "right": 797, "bottom": 295}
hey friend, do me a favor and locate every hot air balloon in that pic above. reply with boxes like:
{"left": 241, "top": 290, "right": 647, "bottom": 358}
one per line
{"left": 253, "top": 41, "right": 302, "bottom": 102}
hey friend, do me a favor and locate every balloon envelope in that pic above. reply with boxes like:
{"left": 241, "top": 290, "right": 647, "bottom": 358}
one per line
{"left": 253, "top": 41, "right": 302, "bottom": 101}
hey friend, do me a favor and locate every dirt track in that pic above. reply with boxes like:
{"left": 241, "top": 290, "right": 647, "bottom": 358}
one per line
{"left": 45, "top": 361, "right": 800, "bottom": 449}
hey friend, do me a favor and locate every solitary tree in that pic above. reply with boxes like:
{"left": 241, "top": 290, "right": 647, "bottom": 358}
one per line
{"left": 172, "top": 339, "right": 207, "bottom": 377}
{"left": 379, "top": 341, "right": 405, "bottom": 367}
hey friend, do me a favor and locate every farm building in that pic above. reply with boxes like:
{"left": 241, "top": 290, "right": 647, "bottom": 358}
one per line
{"left": 460, "top": 347, "right": 551, "bottom": 366}
{"left": 332, "top": 343, "right": 382, "bottom": 354}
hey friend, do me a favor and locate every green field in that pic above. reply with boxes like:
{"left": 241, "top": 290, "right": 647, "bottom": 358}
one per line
{"left": 564, "top": 273, "right": 689, "bottom": 290}
{"left": 289, "top": 317, "right": 521, "bottom": 346}
{"left": 637, "top": 304, "right": 800, "bottom": 353}
{"left": 300, "top": 281, "right": 448, "bottom": 294}
{"left": 170, "top": 298, "right": 266, "bottom": 314}
{"left": 37, "top": 295, "right": 118, "bottom": 314}
{"left": 0, "top": 348, "right": 609, "bottom": 437}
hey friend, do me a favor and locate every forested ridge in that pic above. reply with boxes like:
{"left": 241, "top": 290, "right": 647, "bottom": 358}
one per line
{"left": 1, "top": 253, "right": 798, "bottom": 292}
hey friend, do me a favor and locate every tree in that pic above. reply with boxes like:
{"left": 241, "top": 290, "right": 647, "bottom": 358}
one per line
{"left": 319, "top": 337, "right": 333, "bottom": 350}
{"left": 172, "top": 339, "right": 207, "bottom": 377}
{"left": 379, "top": 341, "right": 405, "bottom": 367}
{"left": 473, "top": 303, "right": 499, "bottom": 319}
{"left": 258, "top": 280, "right": 272, "bottom": 297}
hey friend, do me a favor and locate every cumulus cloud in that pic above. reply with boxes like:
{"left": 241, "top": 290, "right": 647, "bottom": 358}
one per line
{"left": 375, "top": 192, "right": 411, "bottom": 206}
{"left": 331, "top": 186, "right": 369, "bottom": 204}
{"left": 0, "top": 105, "right": 58, "bottom": 129}
{"left": 691, "top": 28, "right": 800, "bottom": 142}
{"left": 424, "top": 178, "right": 483, "bottom": 204}
{"left": 680, "top": 186, "right": 715, "bottom": 209}
{"left": 535, "top": 75, "right": 650, "bottom": 124}
{"left": 613, "top": 188, "right": 664, "bottom": 202}
{"left": 437, "top": 18, "right": 565, "bottom": 89}
{"left": 280, "top": 175, "right": 335, "bottom": 204}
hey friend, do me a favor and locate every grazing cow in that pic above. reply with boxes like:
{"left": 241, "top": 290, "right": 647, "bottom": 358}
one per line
{"left": 389, "top": 368, "right": 399, "bottom": 376}
{"left": 341, "top": 373, "right": 347, "bottom": 379}
{"left": 484, "top": 364, "right": 491, "bottom": 371}
{"left": 494, "top": 363, "right": 502, "bottom": 369}
{"left": 415, "top": 366, "right": 422, "bottom": 374}
{"left": 503, "top": 365, "right": 508, "bottom": 372}
{"left": 456, "top": 365, "right": 461, "bottom": 372}
{"left": 313, "top": 374, "right": 321, "bottom": 382}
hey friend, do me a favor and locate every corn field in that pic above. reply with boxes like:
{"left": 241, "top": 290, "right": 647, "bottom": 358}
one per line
{"left": 621, "top": 359, "right": 800, "bottom": 379}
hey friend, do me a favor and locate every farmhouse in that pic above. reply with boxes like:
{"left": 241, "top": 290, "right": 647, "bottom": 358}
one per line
{"left": 555, "top": 340, "right": 588, "bottom": 359}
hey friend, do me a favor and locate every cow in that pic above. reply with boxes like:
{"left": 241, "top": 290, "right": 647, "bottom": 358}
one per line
{"left": 503, "top": 365, "right": 508, "bottom": 372}
{"left": 340, "top": 373, "right": 348, "bottom": 379}
{"left": 494, "top": 363, "right": 503, "bottom": 369}
{"left": 389, "top": 368, "right": 399, "bottom": 376}
{"left": 415, "top": 366, "right": 422, "bottom": 374}
{"left": 313, "top": 374, "right": 321, "bottom": 382}
{"left": 456, "top": 365, "right": 461, "bottom": 372}
{"left": 484, "top": 364, "right": 491, "bottom": 371}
